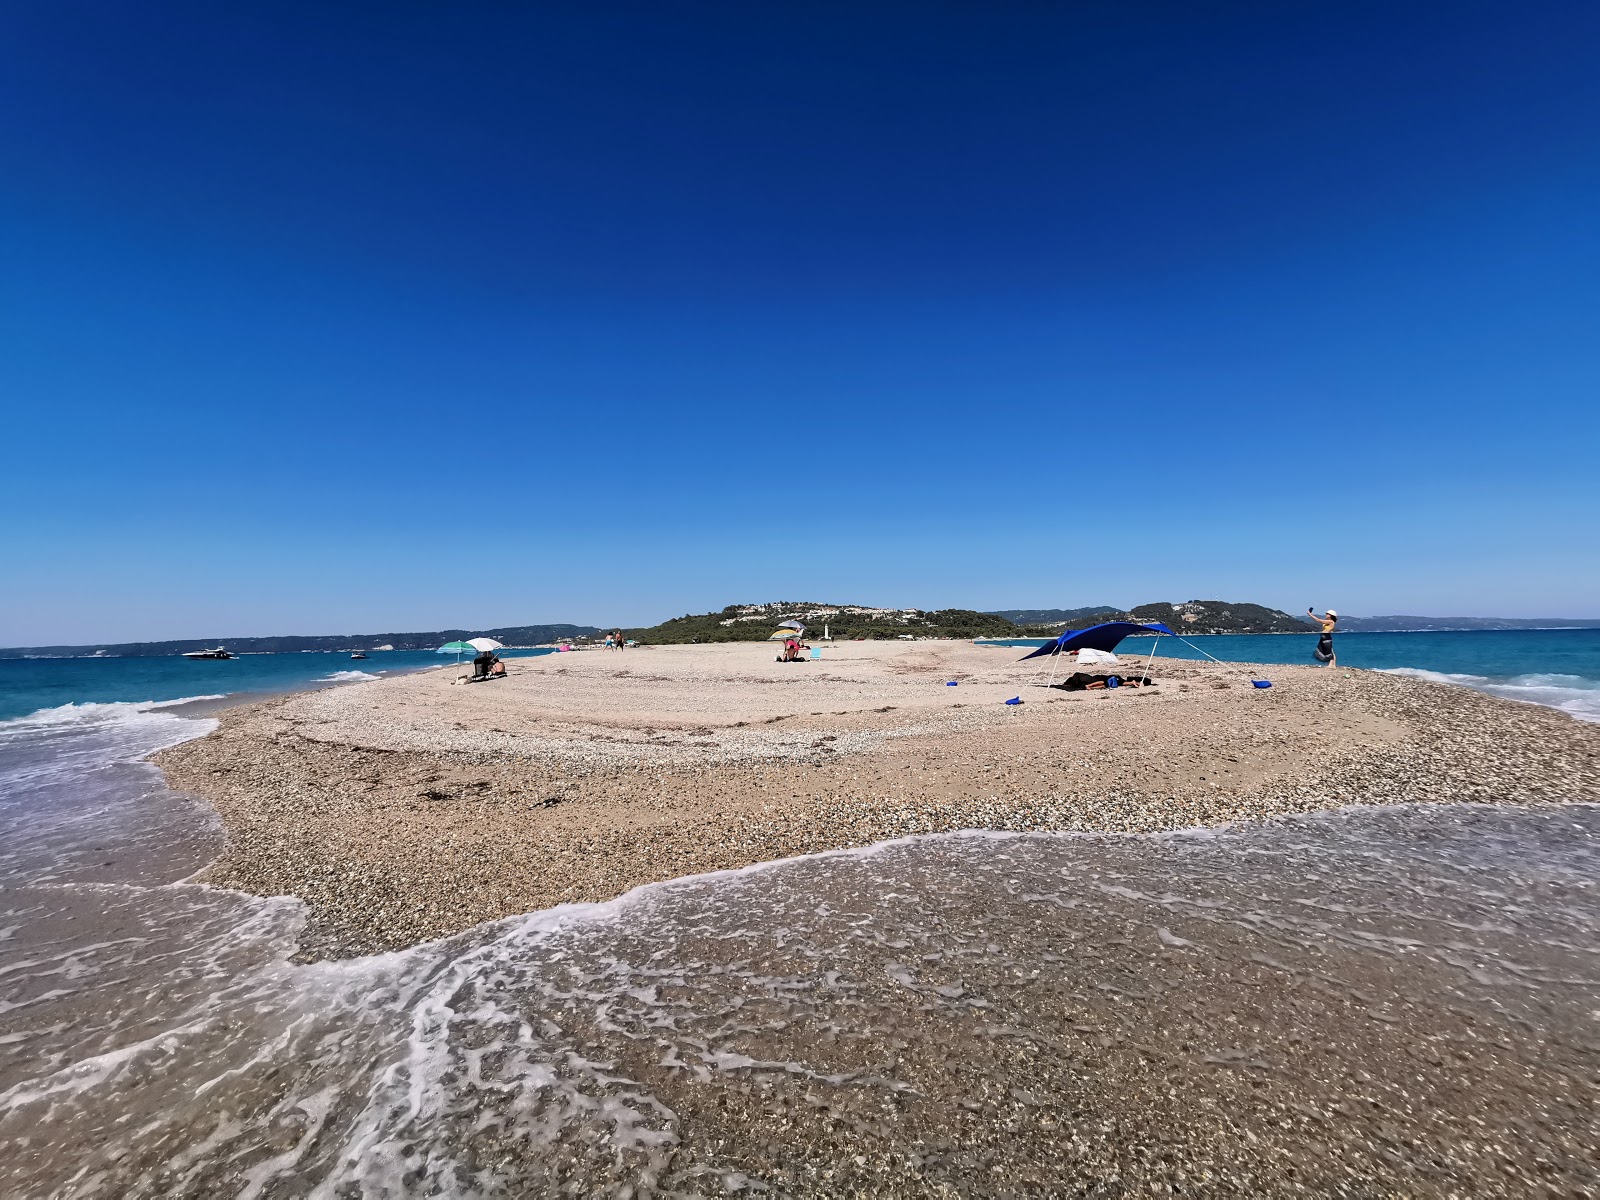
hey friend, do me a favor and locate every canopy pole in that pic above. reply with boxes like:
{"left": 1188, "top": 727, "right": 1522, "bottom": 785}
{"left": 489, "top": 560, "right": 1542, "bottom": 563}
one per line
{"left": 1030, "top": 646, "right": 1052, "bottom": 689}
{"left": 1140, "top": 634, "right": 1161, "bottom": 686}
{"left": 1028, "top": 628, "right": 1065, "bottom": 690}
{"left": 1045, "top": 630, "right": 1071, "bottom": 689}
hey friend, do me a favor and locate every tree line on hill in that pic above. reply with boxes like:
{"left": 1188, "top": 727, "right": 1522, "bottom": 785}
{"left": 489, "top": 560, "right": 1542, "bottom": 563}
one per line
{"left": 621, "top": 600, "right": 1316, "bottom": 644}
{"left": 995, "top": 607, "right": 1600, "bottom": 634}
{"left": 622, "top": 605, "right": 1020, "bottom": 644}
{"left": 1007, "top": 601, "right": 1313, "bottom": 636}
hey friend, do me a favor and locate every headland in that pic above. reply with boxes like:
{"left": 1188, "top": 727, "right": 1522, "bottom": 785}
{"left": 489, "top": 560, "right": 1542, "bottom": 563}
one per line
{"left": 154, "top": 639, "right": 1600, "bottom": 961}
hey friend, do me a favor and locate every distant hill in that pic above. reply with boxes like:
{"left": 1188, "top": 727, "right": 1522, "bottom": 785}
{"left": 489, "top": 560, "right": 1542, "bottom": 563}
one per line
{"left": 987, "top": 606, "right": 1121, "bottom": 625}
{"left": 1335, "top": 615, "right": 1600, "bottom": 632}
{"left": 0, "top": 623, "right": 601, "bottom": 659}
{"left": 991, "top": 608, "right": 1600, "bottom": 635}
{"left": 1017, "top": 600, "right": 1311, "bottom": 636}
{"left": 626, "top": 602, "right": 1020, "bottom": 643}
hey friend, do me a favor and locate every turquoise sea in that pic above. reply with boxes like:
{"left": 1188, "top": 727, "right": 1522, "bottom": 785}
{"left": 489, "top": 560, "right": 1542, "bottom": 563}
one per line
{"left": 978, "top": 628, "right": 1600, "bottom": 724}
{"left": 0, "top": 646, "right": 557, "bottom": 723}
{"left": 3, "top": 631, "right": 1598, "bottom": 726}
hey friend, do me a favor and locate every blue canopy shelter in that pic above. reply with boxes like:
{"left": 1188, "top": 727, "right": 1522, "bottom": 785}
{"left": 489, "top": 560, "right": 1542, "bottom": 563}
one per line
{"left": 1016, "top": 619, "right": 1273, "bottom": 690}
{"left": 1016, "top": 621, "right": 1175, "bottom": 661}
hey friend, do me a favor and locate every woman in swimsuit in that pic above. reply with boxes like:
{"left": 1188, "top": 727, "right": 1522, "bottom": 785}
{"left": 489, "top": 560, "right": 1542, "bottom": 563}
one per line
{"left": 1309, "top": 608, "right": 1337, "bottom": 667}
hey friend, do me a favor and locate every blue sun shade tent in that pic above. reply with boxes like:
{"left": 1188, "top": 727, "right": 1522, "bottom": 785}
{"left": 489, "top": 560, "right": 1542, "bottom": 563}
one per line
{"left": 1016, "top": 621, "right": 1175, "bottom": 661}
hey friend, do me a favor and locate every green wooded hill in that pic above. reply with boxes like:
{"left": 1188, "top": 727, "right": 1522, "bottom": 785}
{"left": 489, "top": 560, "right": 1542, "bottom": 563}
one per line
{"left": 988, "top": 606, "right": 1121, "bottom": 625}
{"left": 625, "top": 603, "right": 1021, "bottom": 643}
{"left": 626, "top": 599, "right": 1310, "bottom": 644}
{"left": 1019, "top": 600, "right": 1311, "bottom": 636}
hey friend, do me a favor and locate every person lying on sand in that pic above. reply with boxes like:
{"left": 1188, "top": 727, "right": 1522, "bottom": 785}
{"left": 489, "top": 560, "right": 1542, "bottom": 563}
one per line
{"left": 1049, "top": 672, "right": 1151, "bottom": 692}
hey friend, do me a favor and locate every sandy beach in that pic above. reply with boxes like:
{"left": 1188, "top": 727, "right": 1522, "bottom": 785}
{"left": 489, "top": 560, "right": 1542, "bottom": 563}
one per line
{"left": 156, "top": 639, "right": 1600, "bottom": 960}
{"left": 3, "top": 639, "right": 1590, "bottom": 1196}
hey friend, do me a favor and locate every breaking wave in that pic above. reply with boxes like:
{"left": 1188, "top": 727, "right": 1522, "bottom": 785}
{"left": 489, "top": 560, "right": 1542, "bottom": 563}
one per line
{"left": 316, "top": 670, "right": 380, "bottom": 683}
{"left": 1380, "top": 667, "right": 1600, "bottom": 723}
{"left": 0, "top": 700, "right": 220, "bottom": 790}
{"left": 0, "top": 696, "right": 225, "bottom": 731}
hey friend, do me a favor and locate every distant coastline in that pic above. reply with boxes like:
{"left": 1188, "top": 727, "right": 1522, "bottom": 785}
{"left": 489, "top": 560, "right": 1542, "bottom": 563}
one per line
{"left": 0, "top": 622, "right": 599, "bottom": 660}
{"left": 1333, "top": 616, "right": 1600, "bottom": 632}
{"left": 7, "top": 606, "right": 1599, "bottom": 659}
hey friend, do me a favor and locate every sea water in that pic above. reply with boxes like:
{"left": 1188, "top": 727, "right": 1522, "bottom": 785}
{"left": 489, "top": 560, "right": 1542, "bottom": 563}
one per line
{"left": 985, "top": 628, "right": 1600, "bottom": 723}
{"left": 1, "top": 634, "right": 1596, "bottom": 1192}
{"left": 0, "top": 647, "right": 558, "bottom": 722}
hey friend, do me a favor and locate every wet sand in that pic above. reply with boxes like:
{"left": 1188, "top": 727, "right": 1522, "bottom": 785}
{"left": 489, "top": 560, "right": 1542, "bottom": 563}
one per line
{"left": 154, "top": 639, "right": 1600, "bottom": 960}
{"left": 7, "top": 640, "right": 1595, "bottom": 1196}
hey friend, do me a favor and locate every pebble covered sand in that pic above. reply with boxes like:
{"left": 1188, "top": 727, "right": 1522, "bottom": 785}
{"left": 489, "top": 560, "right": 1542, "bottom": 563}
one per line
{"left": 156, "top": 639, "right": 1600, "bottom": 961}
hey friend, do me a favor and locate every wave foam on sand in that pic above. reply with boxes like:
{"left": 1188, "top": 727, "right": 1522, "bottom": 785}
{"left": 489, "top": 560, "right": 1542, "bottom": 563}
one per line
{"left": 1380, "top": 667, "right": 1600, "bottom": 723}
{"left": 1, "top": 802, "right": 1595, "bottom": 1196}
{"left": 0, "top": 700, "right": 222, "bottom": 789}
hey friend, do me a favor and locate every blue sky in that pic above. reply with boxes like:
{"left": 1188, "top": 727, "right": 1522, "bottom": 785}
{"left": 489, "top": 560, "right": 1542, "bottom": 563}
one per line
{"left": 3, "top": 2, "right": 1597, "bottom": 643}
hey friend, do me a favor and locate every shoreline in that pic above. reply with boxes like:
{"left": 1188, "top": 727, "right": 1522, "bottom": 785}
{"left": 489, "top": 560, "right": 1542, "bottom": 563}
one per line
{"left": 151, "top": 639, "right": 1600, "bottom": 961}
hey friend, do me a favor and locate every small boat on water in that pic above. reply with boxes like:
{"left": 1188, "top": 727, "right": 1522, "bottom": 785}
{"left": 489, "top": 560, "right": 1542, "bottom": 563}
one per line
{"left": 350, "top": 651, "right": 368, "bottom": 659}
{"left": 181, "top": 646, "right": 235, "bottom": 660}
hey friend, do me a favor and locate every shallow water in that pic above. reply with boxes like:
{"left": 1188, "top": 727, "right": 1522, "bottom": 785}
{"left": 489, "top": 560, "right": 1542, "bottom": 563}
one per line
{"left": 3, "top": 696, "right": 1595, "bottom": 1196}
{"left": 0, "top": 647, "right": 559, "bottom": 722}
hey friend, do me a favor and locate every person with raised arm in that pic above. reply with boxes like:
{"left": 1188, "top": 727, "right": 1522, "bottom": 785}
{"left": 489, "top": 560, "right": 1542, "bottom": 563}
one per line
{"left": 1309, "top": 608, "right": 1337, "bottom": 667}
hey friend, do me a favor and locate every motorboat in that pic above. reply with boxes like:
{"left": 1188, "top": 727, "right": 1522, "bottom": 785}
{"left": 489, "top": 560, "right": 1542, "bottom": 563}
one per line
{"left": 182, "top": 646, "right": 235, "bottom": 660}
{"left": 350, "top": 651, "right": 368, "bottom": 659}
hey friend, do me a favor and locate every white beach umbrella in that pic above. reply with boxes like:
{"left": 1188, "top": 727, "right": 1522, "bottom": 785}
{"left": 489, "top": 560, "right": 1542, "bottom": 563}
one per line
{"left": 466, "top": 637, "right": 505, "bottom": 652}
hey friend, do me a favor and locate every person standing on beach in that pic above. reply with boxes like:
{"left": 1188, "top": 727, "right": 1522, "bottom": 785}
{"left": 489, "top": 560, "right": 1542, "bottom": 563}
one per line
{"left": 1309, "top": 608, "right": 1337, "bottom": 667}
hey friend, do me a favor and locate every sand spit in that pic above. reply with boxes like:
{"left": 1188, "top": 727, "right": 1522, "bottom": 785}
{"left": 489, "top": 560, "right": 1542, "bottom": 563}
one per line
{"left": 156, "top": 640, "right": 1600, "bottom": 960}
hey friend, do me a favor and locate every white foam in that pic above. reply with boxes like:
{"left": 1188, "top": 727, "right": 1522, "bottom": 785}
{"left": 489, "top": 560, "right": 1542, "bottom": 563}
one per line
{"left": 0, "top": 696, "right": 225, "bottom": 732}
{"left": 316, "top": 670, "right": 379, "bottom": 683}
{"left": 1381, "top": 667, "right": 1486, "bottom": 686}
{"left": 1381, "top": 667, "right": 1600, "bottom": 724}
{"left": 0, "top": 700, "right": 220, "bottom": 789}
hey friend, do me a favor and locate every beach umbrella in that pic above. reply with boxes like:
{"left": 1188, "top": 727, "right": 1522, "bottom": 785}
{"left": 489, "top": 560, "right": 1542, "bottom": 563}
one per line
{"left": 768, "top": 620, "right": 806, "bottom": 641}
{"left": 437, "top": 639, "right": 476, "bottom": 666}
{"left": 465, "top": 637, "right": 505, "bottom": 652}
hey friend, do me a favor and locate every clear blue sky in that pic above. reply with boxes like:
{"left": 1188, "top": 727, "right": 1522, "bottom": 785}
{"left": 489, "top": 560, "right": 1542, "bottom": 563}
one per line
{"left": 3, "top": 2, "right": 1597, "bottom": 644}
